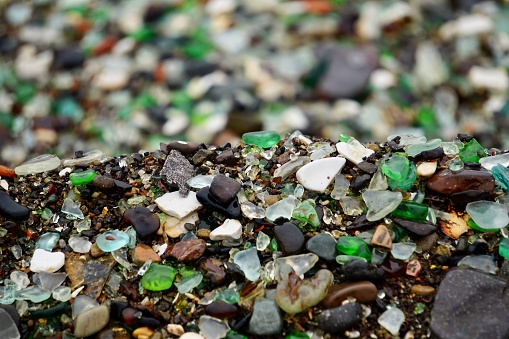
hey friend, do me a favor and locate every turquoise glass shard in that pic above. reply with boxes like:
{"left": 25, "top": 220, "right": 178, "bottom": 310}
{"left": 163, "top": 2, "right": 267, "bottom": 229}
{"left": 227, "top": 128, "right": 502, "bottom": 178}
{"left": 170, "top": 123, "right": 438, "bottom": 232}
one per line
{"left": 242, "top": 131, "right": 280, "bottom": 148}
{"left": 95, "top": 230, "right": 130, "bottom": 252}
{"left": 492, "top": 163, "right": 509, "bottom": 192}
{"left": 36, "top": 232, "right": 60, "bottom": 251}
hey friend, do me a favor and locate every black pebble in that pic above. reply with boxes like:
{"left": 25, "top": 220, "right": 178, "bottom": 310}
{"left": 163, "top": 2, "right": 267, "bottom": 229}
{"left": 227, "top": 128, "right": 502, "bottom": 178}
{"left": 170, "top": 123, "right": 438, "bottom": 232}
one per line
{"left": 0, "top": 190, "right": 30, "bottom": 220}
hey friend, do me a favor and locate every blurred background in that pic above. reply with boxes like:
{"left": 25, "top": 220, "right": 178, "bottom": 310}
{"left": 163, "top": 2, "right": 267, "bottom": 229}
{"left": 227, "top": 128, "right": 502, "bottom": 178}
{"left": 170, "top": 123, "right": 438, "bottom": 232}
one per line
{"left": 0, "top": 0, "right": 509, "bottom": 166}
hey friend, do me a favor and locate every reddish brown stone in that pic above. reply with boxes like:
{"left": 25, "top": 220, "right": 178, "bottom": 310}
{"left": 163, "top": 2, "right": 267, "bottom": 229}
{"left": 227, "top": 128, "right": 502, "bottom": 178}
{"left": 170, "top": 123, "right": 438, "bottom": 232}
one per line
{"left": 200, "top": 258, "right": 226, "bottom": 284}
{"left": 370, "top": 224, "right": 392, "bottom": 251}
{"left": 322, "top": 281, "right": 378, "bottom": 309}
{"left": 168, "top": 238, "right": 206, "bottom": 262}
{"left": 0, "top": 165, "right": 15, "bottom": 178}
{"left": 426, "top": 169, "right": 495, "bottom": 195}
{"left": 406, "top": 259, "right": 422, "bottom": 277}
{"left": 205, "top": 300, "right": 238, "bottom": 319}
{"left": 133, "top": 244, "right": 161, "bottom": 264}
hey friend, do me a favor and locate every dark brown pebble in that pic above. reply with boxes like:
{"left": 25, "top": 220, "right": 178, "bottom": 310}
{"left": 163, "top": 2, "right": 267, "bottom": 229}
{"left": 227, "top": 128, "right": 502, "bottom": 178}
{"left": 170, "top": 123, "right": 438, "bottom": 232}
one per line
{"left": 449, "top": 190, "right": 492, "bottom": 205}
{"left": 167, "top": 238, "right": 207, "bottom": 262}
{"left": 205, "top": 300, "right": 238, "bottom": 319}
{"left": 427, "top": 169, "right": 495, "bottom": 195}
{"left": 318, "top": 302, "right": 363, "bottom": 333}
{"left": 322, "top": 281, "right": 378, "bottom": 309}
{"left": 215, "top": 149, "right": 237, "bottom": 166}
{"left": 93, "top": 175, "right": 116, "bottom": 191}
{"left": 123, "top": 206, "right": 160, "bottom": 239}
{"left": 200, "top": 258, "right": 226, "bottom": 285}
{"left": 274, "top": 222, "right": 305, "bottom": 255}
{"left": 209, "top": 174, "right": 242, "bottom": 204}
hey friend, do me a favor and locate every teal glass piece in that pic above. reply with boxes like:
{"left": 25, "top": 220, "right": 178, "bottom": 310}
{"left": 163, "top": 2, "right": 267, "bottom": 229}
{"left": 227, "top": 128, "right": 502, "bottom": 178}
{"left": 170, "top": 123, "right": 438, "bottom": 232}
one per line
{"left": 214, "top": 288, "right": 240, "bottom": 304}
{"left": 70, "top": 169, "right": 97, "bottom": 186}
{"left": 381, "top": 154, "right": 410, "bottom": 182}
{"left": 388, "top": 161, "right": 416, "bottom": 191}
{"left": 286, "top": 330, "right": 311, "bottom": 339}
{"left": 95, "top": 230, "right": 130, "bottom": 252}
{"left": 141, "top": 263, "right": 177, "bottom": 291}
{"left": 458, "top": 138, "right": 486, "bottom": 163}
{"left": 391, "top": 200, "right": 428, "bottom": 222}
{"left": 492, "top": 164, "right": 509, "bottom": 192}
{"left": 242, "top": 131, "right": 281, "bottom": 148}
{"left": 292, "top": 199, "right": 320, "bottom": 231}
{"left": 336, "top": 236, "right": 372, "bottom": 262}
{"left": 15, "top": 82, "right": 36, "bottom": 104}
{"left": 36, "top": 232, "right": 60, "bottom": 251}
{"left": 499, "top": 238, "right": 509, "bottom": 259}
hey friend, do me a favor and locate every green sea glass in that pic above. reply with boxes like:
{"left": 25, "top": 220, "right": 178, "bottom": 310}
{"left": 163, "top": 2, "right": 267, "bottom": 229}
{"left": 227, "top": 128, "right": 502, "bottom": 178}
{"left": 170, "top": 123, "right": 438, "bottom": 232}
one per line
{"left": 70, "top": 169, "right": 97, "bottom": 186}
{"left": 336, "top": 236, "right": 372, "bottom": 262}
{"left": 292, "top": 199, "right": 320, "bottom": 231}
{"left": 392, "top": 200, "right": 428, "bottom": 222}
{"left": 388, "top": 161, "right": 416, "bottom": 191}
{"left": 140, "top": 264, "right": 176, "bottom": 291}
{"left": 458, "top": 138, "right": 486, "bottom": 163}
{"left": 499, "top": 238, "right": 509, "bottom": 259}
{"left": 242, "top": 131, "right": 280, "bottom": 148}
{"left": 381, "top": 154, "right": 410, "bottom": 182}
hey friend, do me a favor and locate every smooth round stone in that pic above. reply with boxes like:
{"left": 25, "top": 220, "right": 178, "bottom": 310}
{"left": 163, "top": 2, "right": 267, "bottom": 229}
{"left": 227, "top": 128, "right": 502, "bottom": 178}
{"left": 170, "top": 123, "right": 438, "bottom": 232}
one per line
{"left": 205, "top": 300, "right": 238, "bottom": 319}
{"left": 165, "top": 140, "right": 201, "bottom": 154}
{"left": 140, "top": 263, "right": 177, "bottom": 291}
{"left": 123, "top": 206, "right": 160, "bottom": 239}
{"left": 74, "top": 305, "right": 110, "bottom": 338}
{"left": 0, "top": 190, "right": 30, "bottom": 220}
{"left": 209, "top": 174, "right": 242, "bottom": 204}
{"left": 322, "top": 281, "right": 378, "bottom": 309}
{"left": 306, "top": 232, "right": 338, "bottom": 261}
{"left": 296, "top": 157, "right": 346, "bottom": 193}
{"left": 93, "top": 175, "right": 116, "bottom": 191}
{"left": 96, "top": 230, "right": 130, "bottom": 252}
{"left": 466, "top": 201, "right": 509, "bottom": 229}
{"left": 168, "top": 238, "right": 207, "bottom": 262}
{"left": 249, "top": 298, "right": 282, "bottom": 336}
{"left": 15, "top": 154, "right": 61, "bottom": 175}
{"left": 318, "top": 302, "right": 363, "bottom": 333}
{"left": 274, "top": 222, "right": 305, "bottom": 255}
{"left": 242, "top": 130, "right": 280, "bottom": 148}
{"left": 133, "top": 244, "right": 161, "bottom": 264}
{"left": 416, "top": 161, "right": 438, "bottom": 179}
{"left": 427, "top": 169, "right": 495, "bottom": 195}
{"left": 30, "top": 249, "right": 65, "bottom": 273}
{"left": 342, "top": 260, "right": 385, "bottom": 283}
{"left": 196, "top": 187, "right": 241, "bottom": 219}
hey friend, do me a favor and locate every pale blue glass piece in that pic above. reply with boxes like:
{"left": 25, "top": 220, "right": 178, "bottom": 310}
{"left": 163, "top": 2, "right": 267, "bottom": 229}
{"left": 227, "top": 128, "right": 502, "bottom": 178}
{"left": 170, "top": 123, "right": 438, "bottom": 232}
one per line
{"left": 15, "top": 286, "right": 51, "bottom": 303}
{"left": 61, "top": 198, "right": 84, "bottom": 220}
{"left": 36, "top": 232, "right": 60, "bottom": 251}
{"left": 125, "top": 226, "right": 137, "bottom": 249}
{"left": 233, "top": 247, "right": 261, "bottom": 281}
{"left": 96, "top": 230, "right": 130, "bottom": 252}
{"left": 0, "top": 280, "right": 17, "bottom": 305}
{"left": 175, "top": 273, "right": 203, "bottom": 294}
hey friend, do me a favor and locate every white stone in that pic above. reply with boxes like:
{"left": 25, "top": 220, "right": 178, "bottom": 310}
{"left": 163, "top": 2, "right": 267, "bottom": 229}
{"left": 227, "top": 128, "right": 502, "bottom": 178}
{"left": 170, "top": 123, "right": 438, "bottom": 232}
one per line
{"left": 166, "top": 324, "right": 185, "bottom": 337}
{"left": 155, "top": 191, "right": 202, "bottom": 219}
{"left": 160, "top": 212, "right": 200, "bottom": 239}
{"left": 336, "top": 140, "right": 374, "bottom": 165}
{"left": 92, "top": 69, "right": 130, "bottom": 91}
{"left": 370, "top": 68, "right": 396, "bottom": 90}
{"left": 210, "top": 219, "right": 243, "bottom": 241}
{"left": 439, "top": 14, "right": 493, "bottom": 41}
{"left": 180, "top": 332, "right": 205, "bottom": 339}
{"left": 30, "top": 249, "right": 65, "bottom": 273}
{"left": 468, "top": 66, "right": 509, "bottom": 92}
{"left": 296, "top": 157, "right": 346, "bottom": 193}
{"left": 416, "top": 161, "right": 437, "bottom": 179}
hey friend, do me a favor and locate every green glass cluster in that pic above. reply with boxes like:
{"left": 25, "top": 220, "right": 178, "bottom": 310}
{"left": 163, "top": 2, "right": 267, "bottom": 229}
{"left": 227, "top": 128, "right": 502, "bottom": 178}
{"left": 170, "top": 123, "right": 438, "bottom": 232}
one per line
{"left": 336, "top": 236, "right": 372, "bottom": 262}
{"left": 242, "top": 131, "right": 281, "bottom": 148}
{"left": 392, "top": 200, "right": 428, "bottom": 222}
{"left": 388, "top": 162, "right": 416, "bottom": 191}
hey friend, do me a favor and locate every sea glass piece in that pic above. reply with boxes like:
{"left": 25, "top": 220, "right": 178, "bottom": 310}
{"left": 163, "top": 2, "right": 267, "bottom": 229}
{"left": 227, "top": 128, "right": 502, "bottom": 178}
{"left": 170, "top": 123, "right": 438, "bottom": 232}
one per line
{"left": 242, "top": 131, "right": 281, "bottom": 148}
{"left": 15, "top": 154, "right": 61, "bottom": 175}
{"left": 35, "top": 232, "right": 60, "bottom": 251}
{"left": 362, "top": 190, "right": 402, "bottom": 221}
{"left": 458, "top": 139, "right": 486, "bottom": 163}
{"left": 378, "top": 307, "right": 405, "bottom": 335}
{"left": 61, "top": 198, "right": 84, "bottom": 220}
{"left": 141, "top": 263, "right": 177, "bottom": 291}
{"left": 381, "top": 154, "right": 410, "bottom": 182}
{"left": 70, "top": 169, "right": 97, "bottom": 186}
{"left": 466, "top": 201, "right": 509, "bottom": 230}
{"left": 406, "top": 139, "right": 442, "bottom": 157}
{"left": 392, "top": 201, "right": 428, "bottom": 222}
{"left": 61, "top": 150, "right": 105, "bottom": 167}
{"left": 233, "top": 247, "right": 260, "bottom": 281}
{"left": 388, "top": 161, "right": 416, "bottom": 191}
{"left": 96, "top": 230, "right": 130, "bottom": 252}
{"left": 336, "top": 236, "right": 372, "bottom": 262}
{"left": 491, "top": 164, "right": 509, "bottom": 192}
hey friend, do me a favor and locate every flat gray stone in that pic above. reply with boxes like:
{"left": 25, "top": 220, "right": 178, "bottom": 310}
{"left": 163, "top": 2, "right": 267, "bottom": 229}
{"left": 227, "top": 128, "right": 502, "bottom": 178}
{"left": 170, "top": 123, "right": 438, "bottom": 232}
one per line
{"left": 431, "top": 268, "right": 509, "bottom": 339}
{"left": 318, "top": 302, "right": 363, "bottom": 333}
{"left": 249, "top": 298, "right": 282, "bottom": 336}
{"left": 306, "top": 232, "right": 338, "bottom": 261}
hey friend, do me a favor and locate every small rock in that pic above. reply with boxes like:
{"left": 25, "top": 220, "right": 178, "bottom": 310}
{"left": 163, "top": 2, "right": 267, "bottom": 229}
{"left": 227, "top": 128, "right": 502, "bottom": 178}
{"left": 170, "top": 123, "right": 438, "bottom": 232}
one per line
{"left": 370, "top": 224, "right": 392, "bottom": 251}
{"left": 392, "top": 218, "right": 437, "bottom": 237}
{"left": 166, "top": 324, "right": 185, "bottom": 337}
{"left": 406, "top": 259, "right": 422, "bottom": 277}
{"left": 123, "top": 206, "right": 160, "bottom": 239}
{"left": 160, "top": 212, "right": 199, "bottom": 238}
{"left": 180, "top": 333, "right": 204, "bottom": 339}
{"left": 74, "top": 305, "right": 110, "bottom": 338}
{"left": 155, "top": 191, "right": 202, "bottom": 219}
{"left": 306, "top": 232, "right": 338, "bottom": 261}
{"left": 416, "top": 161, "right": 437, "bottom": 179}
{"left": 342, "top": 260, "right": 385, "bottom": 283}
{"left": 249, "top": 298, "right": 282, "bottom": 336}
{"left": 318, "top": 302, "right": 363, "bottom": 333}
{"left": 274, "top": 222, "right": 305, "bottom": 255}
{"left": 215, "top": 149, "right": 237, "bottom": 166}
{"left": 200, "top": 258, "right": 226, "bottom": 285}
{"left": 427, "top": 169, "right": 495, "bottom": 195}
{"left": 411, "top": 284, "right": 436, "bottom": 296}
{"left": 322, "top": 281, "right": 378, "bottom": 309}
{"left": 132, "top": 327, "right": 154, "bottom": 338}
{"left": 205, "top": 300, "right": 238, "bottom": 319}
{"left": 168, "top": 238, "right": 207, "bottom": 262}
{"left": 209, "top": 174, "right": 242, "bottom": 204}
{"left": 160, "top": 150, "right": 195, "bottom": 196}
{"left": 196, "top": 228, "right": 211, "bottom": 239}
{"left": 431, "top": 268, "right": 509, "bottom": 339}
{"left": 133, "top": 244, "right": 161, "bottom": 264}
{"left": 209, "top": 219, "right": 242, "bottom": 241}
{"left": 0, "top": 190, "right": 30, "bottom": 220}
{"left": 165, "top": 141, "right": 201, "bottom": 154}
{"left": 196, "top": 187, "right": 241, "bottom": 218}
{"left": 93, "top": 175, "right": 116, "bottom": 191}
